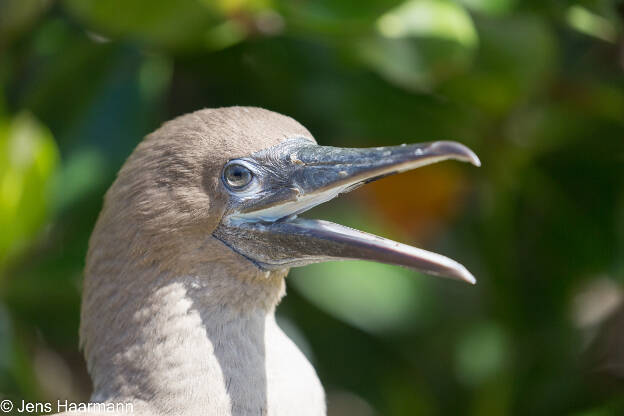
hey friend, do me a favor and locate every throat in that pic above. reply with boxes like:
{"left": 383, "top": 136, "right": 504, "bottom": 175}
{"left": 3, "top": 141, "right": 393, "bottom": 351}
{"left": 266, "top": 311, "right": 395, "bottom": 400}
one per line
{"left": 81, "top": 267, "right": 286, "bottom": 415}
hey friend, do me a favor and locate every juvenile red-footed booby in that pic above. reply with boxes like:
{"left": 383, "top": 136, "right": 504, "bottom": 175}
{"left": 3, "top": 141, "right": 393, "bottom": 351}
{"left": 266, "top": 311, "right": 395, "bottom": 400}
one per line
{"left": 61, "top": 107, "right": 479, "bottom": 415}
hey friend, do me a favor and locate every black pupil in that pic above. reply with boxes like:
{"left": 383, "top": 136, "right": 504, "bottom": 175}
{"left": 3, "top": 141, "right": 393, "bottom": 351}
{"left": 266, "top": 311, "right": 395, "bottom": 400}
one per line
{"left": 225, "top": 164, "right": 252, "bottom": 188}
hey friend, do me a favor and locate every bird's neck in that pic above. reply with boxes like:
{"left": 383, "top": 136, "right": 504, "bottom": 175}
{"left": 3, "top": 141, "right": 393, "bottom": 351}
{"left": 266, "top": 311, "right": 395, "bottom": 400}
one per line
{"left": 80, "top": 259, "right": 288, "bottom": 415}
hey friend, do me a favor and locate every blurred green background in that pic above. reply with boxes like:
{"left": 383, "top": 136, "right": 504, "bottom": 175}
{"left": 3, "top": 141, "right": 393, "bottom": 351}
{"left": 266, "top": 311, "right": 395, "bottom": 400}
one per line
{"left": 1, "top": 0, "right": 624, "bottom": 414}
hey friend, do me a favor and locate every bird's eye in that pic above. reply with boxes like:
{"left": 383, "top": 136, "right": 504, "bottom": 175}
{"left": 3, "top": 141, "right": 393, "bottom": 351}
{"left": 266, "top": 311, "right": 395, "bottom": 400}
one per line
{"left": 223, "top": 163, "right": 253, "bottom": 189}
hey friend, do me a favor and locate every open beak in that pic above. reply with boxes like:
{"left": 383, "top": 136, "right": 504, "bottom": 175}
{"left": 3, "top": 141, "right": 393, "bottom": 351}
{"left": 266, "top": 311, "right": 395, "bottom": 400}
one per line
{"left": 213, "top": 138, "right": 480, "bottom": 284}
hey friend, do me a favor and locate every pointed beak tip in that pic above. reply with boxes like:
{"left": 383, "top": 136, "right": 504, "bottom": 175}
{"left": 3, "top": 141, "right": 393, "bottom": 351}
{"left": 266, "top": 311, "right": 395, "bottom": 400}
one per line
{"left": 430, "top": 141, "right": 481, "bottom": 168}
{"left": 469, "top": 153, "right": 481, "bottom": 168}
{"left": 460, "top": 269, "right": 477, "bottom": 285}
{"left": 445, "top": 264, "right": 477, "bottom": 285}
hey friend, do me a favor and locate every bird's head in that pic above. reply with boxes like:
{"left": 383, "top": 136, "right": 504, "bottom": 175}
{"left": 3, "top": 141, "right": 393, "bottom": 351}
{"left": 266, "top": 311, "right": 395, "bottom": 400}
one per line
{"left": 89, "top": 106, "right": 479, "bottom": 285}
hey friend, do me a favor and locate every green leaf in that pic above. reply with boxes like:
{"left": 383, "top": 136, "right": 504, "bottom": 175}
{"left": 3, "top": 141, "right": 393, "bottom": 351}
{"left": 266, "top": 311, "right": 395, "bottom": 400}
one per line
{"left": 376, "top": 0, "right": 478, "bottom": 47}
{"left": 62, "top": 0, "right": 223, "bottom": 50}
{"left": 0, "top": 113, "right": 59, "bottom": 273}
{"left": 359, "top": 0, "right": 478, "bottom": 90}
{"left": 291, "top": 260, "right": 432, "bottom": 333}
{"left": 566, "top": 5, "right": 617, "bottom": 43}
{"left": 458, "top": 0, "right": 517, "bottom": 16}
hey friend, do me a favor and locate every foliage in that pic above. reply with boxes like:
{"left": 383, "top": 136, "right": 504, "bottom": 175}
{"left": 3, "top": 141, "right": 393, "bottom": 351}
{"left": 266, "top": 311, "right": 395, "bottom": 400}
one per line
{"left": 1, "top": 0, "right": 624, "bottom": 414}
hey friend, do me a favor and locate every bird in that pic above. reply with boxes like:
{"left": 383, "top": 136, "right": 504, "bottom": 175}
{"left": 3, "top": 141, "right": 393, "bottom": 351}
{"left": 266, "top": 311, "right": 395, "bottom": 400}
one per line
{"left": 55, "top": 107, "right": 479, "bottom": 416}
